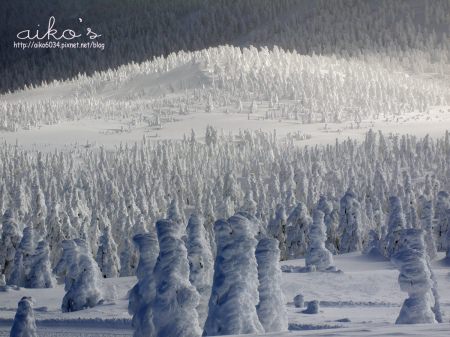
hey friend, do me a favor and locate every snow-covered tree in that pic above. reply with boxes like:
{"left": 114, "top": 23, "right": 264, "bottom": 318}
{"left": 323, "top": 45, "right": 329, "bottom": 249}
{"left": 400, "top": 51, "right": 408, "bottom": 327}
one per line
{"left": 53, "top": 239, "right": 78, "bottom": 280}
{"left": 306, "top": 210, "right": 334, "bottom": 271}
{"left": 204, "top": 214, "right": 264, "bottom": 336}
{"left": 392, "top": 229, "right": 437, "bottom": 324}
{"left": 255, "top": 237, "right": 288, "bottom": 333}
{"left": 166, "top": 198, "right": 185, "bottom": 226}
{"left": 420, "top": 199, "right": 437, "bottom": 260}
{"left": 152, "top": 219, "right": 202, "bottom": 337}
{"left": 0, "top": 210, "right": 22, "bottom": 280}
{"left": 203, "top": 197, "right": 216, "bottom": 256}
{"left": 435, "top": 191, "right": 450, "bottom": 251}
{"left": 27, "top": 240, "right": 54, "bottom": 288}
{"left": 129, "top": 232, "right": 160, "bottom": 337}
{"left": 96, "top": 225, "right": 120, "bottom": 278}
{"left": 10, "top": 297, "right": 38, "bottom": 337}
{"left": 267, "top": 204, "right": 287, "bottom": 260}
{"left": 339, "top": 190, "right": 363, "bottom": 253}
{"left": 9, "top": 226, "right": 39, "bottom": 287}
{"left": 186, "top": 213, "right": 214, "bottom": 329}
{"left": 31, "top": 176, "right": 47, "bottom": 236}
{"left": 241, "top": 190, "right": 257, "bottom": 216}
{"left": 120, "top": 237, "right": 137, "bottom": 277}
{"left": 61, "top": 239, "right": 103, "bottom": 312}
{"left": 316, "top": 195, "right": 339, "bottom": 254}
{"left": 386, "top": 196, "right": 407, "bottom": 257}
{"left": 46, "top": 203, "right": 66, "bottom": 266}
{"left": 285, "top": 203, "right": 312, "bottom": 258}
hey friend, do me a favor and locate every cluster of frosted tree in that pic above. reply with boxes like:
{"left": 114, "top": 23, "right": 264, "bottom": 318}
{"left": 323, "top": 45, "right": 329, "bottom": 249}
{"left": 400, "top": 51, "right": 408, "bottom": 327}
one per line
{"left": 0, "top": 99, "right": 153, "bottom": 132}
{"left": 2, "top": 0, "right": 448, "bottom": 94}
{"left": 1, "top": 129, "right": 450, "bottom": 283}
{"left": 129, "top": 212, "right": 287, "bottom": 336}
{"left": 2, "top": 42, "right": 448, "bottom": 131}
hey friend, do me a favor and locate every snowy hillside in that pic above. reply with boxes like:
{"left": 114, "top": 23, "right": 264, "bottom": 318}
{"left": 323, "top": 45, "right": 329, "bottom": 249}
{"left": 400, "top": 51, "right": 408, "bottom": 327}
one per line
{"left": 1, "top": 45, "right": 449, "bottom": 139}
{"left": 1, "top": 0, "right": 449, "bottom": 93}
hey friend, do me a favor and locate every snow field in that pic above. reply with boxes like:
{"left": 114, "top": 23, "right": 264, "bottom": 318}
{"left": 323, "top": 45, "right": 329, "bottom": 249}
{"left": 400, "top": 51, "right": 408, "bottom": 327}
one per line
{"left": 1, "top": 253, "right": 450, "bottom": 336}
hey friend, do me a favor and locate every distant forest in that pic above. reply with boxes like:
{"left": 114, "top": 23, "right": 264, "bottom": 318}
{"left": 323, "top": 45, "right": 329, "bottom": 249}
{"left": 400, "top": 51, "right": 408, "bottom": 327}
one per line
{"left": 1, "top": 0, "right": 449, "bottom": 93}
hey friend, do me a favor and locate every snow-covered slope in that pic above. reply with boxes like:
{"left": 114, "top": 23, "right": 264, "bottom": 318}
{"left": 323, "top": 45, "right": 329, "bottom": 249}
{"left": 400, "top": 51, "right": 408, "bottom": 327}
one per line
{"left": 1, "top": 45, "right": 448, "bottom": 136}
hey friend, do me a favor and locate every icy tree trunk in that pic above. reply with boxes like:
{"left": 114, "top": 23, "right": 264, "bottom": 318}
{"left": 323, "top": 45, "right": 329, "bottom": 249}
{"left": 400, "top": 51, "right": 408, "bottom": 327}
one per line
{"left": 392, "top": 229, "right": 437, "bottom": 324}
{"left": 204, "top": 214, "right": 264, "bottom": 336}
{"left": 10, "top": 296, "right": 38, "bottom": 337}
{"left": 306, "top": 210, "right": 334, "bottom": 271}
{"left": 152, "top": 219, "right": 202, "bottom": 337}
{"left": 255, "top": 237, "right": 288, "bottom": 333}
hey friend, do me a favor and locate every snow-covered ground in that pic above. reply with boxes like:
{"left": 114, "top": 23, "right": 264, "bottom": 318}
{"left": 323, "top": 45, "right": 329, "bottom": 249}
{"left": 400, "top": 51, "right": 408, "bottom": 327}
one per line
{"left": 1, "top": 253, "right": 449, "bottom": 336}
{"left": 1, "top": 108, "right": 449, "bottom": 151}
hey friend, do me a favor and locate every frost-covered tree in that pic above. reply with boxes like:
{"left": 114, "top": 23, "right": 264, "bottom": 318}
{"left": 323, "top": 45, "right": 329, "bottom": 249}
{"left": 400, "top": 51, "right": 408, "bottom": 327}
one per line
{"left": 434, "top": 191, "right": 450, "bottom": 250}
{"left": 186, "top": 213, "right": 214, "bottom": 329}
{"left": 10, "top": 297, "right": 38, "bottom": 337}
{"left": 53, "top": 239, "right": 78, "bottom": 280}
{"left": 420, "top": 199, "right": 437, "bottom": 260}
{"left": 267, "top": 204, "right": 287, "bottom": 260}
{"left": 203, "top": 197, "right": 216, "bottom": 256}
{"left": 339, "top": 190, "right": 363, "bottom": 253}
{"left": 241, "top": 190, "right": 257, "bottom": 216}
{"left": 61, "top": 239, "right": 103, "bottom": 312}
{"left": 255, "top": 237, "right": 288, "bottom": 333}
{"left": 0, "top": 210, "right": 22, "bottom": 280}
{"left": 27, "top": 240, "right": 55, "bottom": 288}
{"left": 152, "top": 219, "right": 202, "bottom": 337}
{"left": 46, "top": 203, "right": 66, "bottom": 266}
{"left": 386, "top": 196, "right": 407, "bottom": 257}
{"left": 446, "top": 210, "right": 450, "bottom": 260}
{"left": 402, "top": 171, "right": 418, "bottom": 229}
{"left": 96, "top": 225, "right": 120, "bottom": 278}
{"left": 392, "top": 229, "right": 437, "bottom": 324}
{"left": 364, "top": 229, "right": 386, "bottom": 259}
{"left": 129, "top": 232, "right": 160, "bottom": 337}
{"left": 306, "top": 210, "right": 334, "bottom": 271}
{"left": 120, "top": 237, "right": 137, "bottom": 277}
{"left": 166, "top": 198, "right": 185, "bottom": 227}
{"left": 9, "top": 226, "right": 39, "bottom": 287}
{"left": 316, "top": 195, "right": 339, "bottom": 254}
{"left": 204, "top": 214, "right": 264, "bottom": 336}
{"left": 285, "top": 203, "right": 311, "bottom": 258}
{"left": 31, "top": 176, "right": 47, "bottom": 236}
